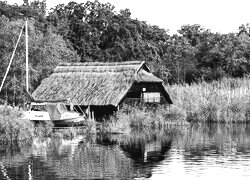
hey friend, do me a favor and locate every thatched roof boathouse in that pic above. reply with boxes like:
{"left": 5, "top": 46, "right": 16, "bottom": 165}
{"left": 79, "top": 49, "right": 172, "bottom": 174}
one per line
{"left": 32, "top": 61, "right": 172, "bottom": 119}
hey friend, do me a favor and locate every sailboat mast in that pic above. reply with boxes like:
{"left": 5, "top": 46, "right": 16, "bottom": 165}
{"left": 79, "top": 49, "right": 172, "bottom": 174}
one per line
{"left": 25, "top": 18, "right": 29, "bottom": 92}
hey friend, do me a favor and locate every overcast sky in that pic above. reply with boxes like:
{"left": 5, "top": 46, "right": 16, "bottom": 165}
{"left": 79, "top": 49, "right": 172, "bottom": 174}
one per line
{"left": 6, "top": 0, "right": 250, "bottom": 34}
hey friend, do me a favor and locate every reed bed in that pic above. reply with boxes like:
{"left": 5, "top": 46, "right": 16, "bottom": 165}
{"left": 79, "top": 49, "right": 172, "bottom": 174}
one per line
{"left": 167, "top": 77, "right": 250, "bottom": 123}
{"left": 0, "top": 106, "right": 34, "bottom": 142}
{"left": 100, "top": 113, "right": 131, "bottom": 134}
{"left": 101, "top": 104, "right": 188, "bottom": 133}
{"left": 104, "top": 77, "right": 250, "bottom": 134}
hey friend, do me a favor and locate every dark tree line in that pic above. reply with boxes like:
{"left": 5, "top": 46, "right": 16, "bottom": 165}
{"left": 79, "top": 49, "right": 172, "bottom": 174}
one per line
{"left": 1, "top": 0, "right": 250, "bottom": 104}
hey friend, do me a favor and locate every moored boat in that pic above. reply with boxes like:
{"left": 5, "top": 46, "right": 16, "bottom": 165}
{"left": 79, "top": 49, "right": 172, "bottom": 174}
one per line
{"left": 22, "top": 101, "right": 85, "bottom": 127}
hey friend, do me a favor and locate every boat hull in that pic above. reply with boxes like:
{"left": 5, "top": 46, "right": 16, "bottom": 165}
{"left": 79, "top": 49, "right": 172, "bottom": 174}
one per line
{"left": 23, "top": 117, "right": 86, "bottom": 127}
{"left": 52, "top": 117, "right": 86, "bottom": 127}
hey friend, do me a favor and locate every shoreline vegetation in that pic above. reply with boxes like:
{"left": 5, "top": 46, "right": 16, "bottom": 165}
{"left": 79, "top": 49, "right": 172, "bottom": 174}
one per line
{"left": 168, "top": 77, "right": 250, "bottom": 123}
{"left": 1, "top": 77, "right": 250, "bottom": 142}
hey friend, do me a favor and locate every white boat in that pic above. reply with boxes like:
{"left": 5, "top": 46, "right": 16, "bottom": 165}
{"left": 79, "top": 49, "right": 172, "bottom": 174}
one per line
{"left": 22, "top": 101, "right": 85, "bottom": 127}
{"left": 0, "top": 19, "right": 86, "bottom": 127}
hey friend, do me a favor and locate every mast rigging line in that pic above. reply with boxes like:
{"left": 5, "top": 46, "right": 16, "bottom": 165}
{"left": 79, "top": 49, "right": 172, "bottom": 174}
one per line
{"left": 0, "top": 23, "right": 25, "bottom": 94}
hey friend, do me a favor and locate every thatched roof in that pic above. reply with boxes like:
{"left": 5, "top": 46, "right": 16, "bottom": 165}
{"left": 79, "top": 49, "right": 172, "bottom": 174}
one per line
{"left": 32, "top": 61, "right": 169, "bottom": 106}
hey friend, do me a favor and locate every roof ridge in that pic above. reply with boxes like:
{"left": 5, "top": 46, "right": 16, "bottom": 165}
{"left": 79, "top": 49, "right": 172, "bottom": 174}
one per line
{"left": 58, "top": 61, "right": 144, "bottom": 67}
{"left": 54, "top": 61, "right": 147, "bottom": 74}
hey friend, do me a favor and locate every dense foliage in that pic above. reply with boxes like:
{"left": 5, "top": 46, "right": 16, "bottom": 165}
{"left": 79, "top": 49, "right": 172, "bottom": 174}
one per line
{"left": 1, "top": 0, "right": 250, "bottom": 105}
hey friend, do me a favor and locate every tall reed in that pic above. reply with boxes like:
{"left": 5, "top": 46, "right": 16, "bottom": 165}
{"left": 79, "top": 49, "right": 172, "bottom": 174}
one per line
{"left": 167, "top": 77, "right": 250, "bottom": 123}
{"left": 101, "top": 104, "right": 188, "bottom": 133}
{"left": 0, "top": 106, "right": 34, "bottom": 142}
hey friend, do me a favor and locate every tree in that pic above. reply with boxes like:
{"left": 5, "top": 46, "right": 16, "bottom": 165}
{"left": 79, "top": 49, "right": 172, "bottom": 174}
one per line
{"left": 162, "top": 35, "right": 197, "bottom": 84}
{"left": 0, "top": 16, "right": 80, "bottom": 104}
{"left": 48, "top": 1, "right": 171, "bottom": 63}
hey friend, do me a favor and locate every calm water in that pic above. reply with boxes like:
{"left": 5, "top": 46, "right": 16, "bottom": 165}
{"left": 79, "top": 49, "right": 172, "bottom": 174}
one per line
{"left": 1, "top": 124, "right": 250, "bottom": 180}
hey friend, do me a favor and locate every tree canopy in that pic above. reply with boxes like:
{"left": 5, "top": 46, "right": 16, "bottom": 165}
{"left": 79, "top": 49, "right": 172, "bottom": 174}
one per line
{"left": 1, "top": 0, "right": 250, "bottom": 104}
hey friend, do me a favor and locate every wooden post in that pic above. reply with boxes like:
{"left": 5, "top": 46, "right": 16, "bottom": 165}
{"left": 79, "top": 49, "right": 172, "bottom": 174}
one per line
{"left": 91, "top": 111, "right": 95, "bottom": 121}
{"left": 87, "top": 105, "right": 91, "bottom": 120}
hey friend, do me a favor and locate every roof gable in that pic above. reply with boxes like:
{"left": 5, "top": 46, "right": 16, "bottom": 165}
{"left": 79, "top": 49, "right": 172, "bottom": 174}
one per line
{"left": 136, "top": 69, "right": 163, "bottom": 83}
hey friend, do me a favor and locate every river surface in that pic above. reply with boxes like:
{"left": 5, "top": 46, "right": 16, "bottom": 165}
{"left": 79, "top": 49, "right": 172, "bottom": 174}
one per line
{"left": 1, "top": 124, "right": 250, "bottom": 180}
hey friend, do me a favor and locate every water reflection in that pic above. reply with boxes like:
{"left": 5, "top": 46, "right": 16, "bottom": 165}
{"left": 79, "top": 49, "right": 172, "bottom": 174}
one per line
{"left": 182, "top": 124, "right": 250, "bottom": 156}
{"left": 149, "top": 124, "right": 250, "bottom": 180}
{"left": 1, "top": 124, "right": 250, "bottom": 179}
{"left": 96, "top": 130, "right": 173, "bottom": 179}
{"left": 0, "top": 141, "right": 58, "bottom": 180}
{"left": 31, "top": 135, "right": 132, "bottom": 180}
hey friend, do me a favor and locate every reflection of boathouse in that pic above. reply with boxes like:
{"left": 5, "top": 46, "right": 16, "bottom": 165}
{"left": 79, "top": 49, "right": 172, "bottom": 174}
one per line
{"left": 96, "top": 133, "right": 173, "bottom": 178}
{"left": 32, "top": 61, "right": 172, "bottom": 119}
{"left": 121, "top": 140, "right": 172, "bottom": 163}
{"left": 120, "top": 139, "right": 172, "bottom": 178}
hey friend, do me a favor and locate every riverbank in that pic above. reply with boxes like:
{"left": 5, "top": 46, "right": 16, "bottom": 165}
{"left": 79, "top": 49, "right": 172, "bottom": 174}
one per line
{"left": 0, "top": 104, "right": 187, "bottom": 142}
{"left": 1, "top": 77, "right": 250, "bottom": 142}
